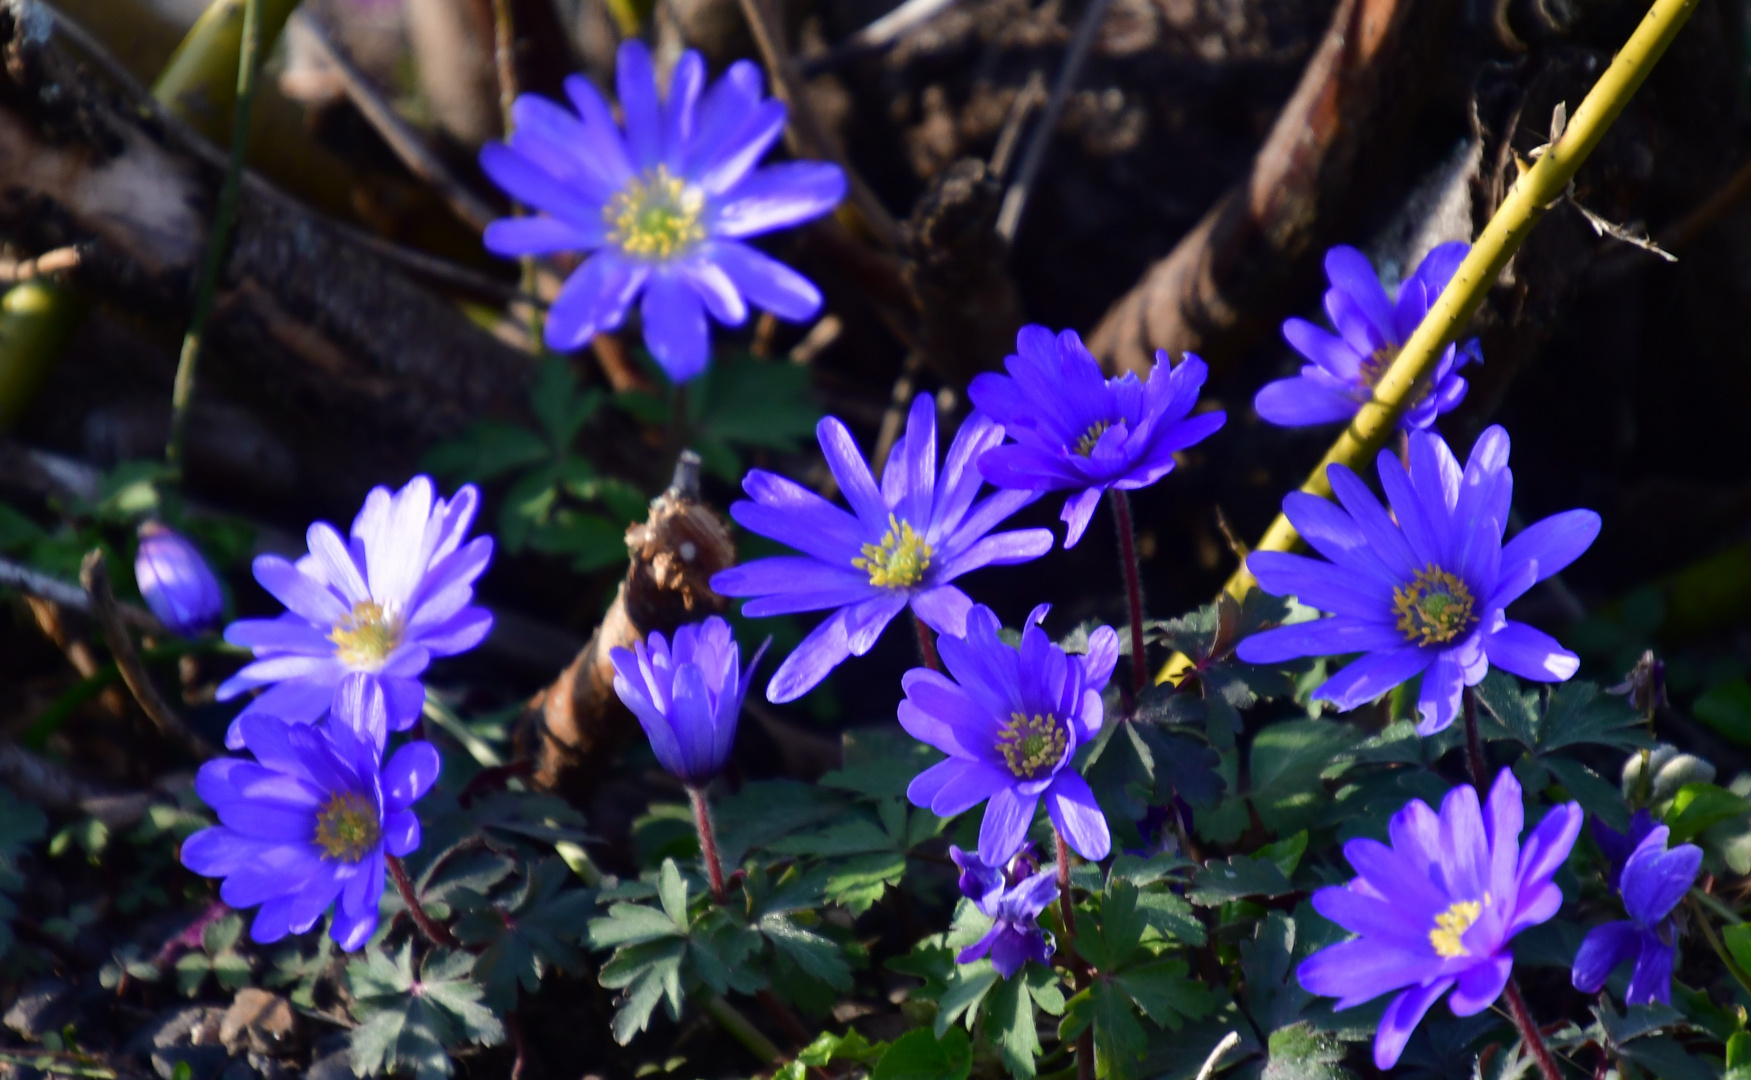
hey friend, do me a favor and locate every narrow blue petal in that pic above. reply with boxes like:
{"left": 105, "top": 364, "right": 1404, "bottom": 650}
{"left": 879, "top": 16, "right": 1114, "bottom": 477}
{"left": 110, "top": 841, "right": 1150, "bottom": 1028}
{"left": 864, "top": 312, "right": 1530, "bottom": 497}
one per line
{"left": 1572, "top": 921, "right": 1640, "bottom": 993}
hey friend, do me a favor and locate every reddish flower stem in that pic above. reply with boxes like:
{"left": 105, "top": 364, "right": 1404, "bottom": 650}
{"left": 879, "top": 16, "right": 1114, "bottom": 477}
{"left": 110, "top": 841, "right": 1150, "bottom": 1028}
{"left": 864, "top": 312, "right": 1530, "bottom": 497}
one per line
{"left": 386, "top": 853, "right": 460, "bottom": 948}
{"left": 1055, "top": 829, "right": 1094, "bottom": 1080}
{"left": 1462, "top": 686, "right": 1489, "bottom": 793}
{"left": 691, "top": 787, "right": 728, "bottom": 903}
{"left": 1110, "top": 490, "right": 1147, "bottom": 699}
{"left": 913, "top": 610, "right": 942, "bottom": 672}
{"left": 1502, "top": 978, "right": 1562, "bottom": 1080}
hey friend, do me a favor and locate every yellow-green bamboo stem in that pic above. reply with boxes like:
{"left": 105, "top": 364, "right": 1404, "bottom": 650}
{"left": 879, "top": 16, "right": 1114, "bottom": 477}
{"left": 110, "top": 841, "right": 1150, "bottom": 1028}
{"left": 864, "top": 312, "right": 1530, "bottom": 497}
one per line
{"left": 1158, "top": 0, "right": 1701, "bottom": 684}
{"left": 152, "top": 0, "right": 300, "bottom": 140}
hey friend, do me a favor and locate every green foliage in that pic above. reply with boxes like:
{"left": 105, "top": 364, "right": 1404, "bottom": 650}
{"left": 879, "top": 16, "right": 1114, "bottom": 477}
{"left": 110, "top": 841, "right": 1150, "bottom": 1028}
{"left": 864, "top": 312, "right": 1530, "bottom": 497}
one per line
{"left": 424, "top": 357, "right": 646, "bottom": 572}
{"left": 1144, "top": 591, "right": 1301, "bottom": 750}
{"left": 454, "top": 857, "right": 594, "bottom": 1010}
{"left": 615, "top": 351, "right": 821, "bottom": 482}
{"left": 172, "top": 913, "right": 252, "bottom": 996}
{"left": 348, "top": 943, "right": 504, "bottom": 1080}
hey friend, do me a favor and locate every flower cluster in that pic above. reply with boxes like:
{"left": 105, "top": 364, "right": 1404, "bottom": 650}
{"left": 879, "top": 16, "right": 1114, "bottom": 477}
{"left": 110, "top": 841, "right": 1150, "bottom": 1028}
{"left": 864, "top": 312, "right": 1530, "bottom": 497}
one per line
{"left": 1298, "top": 769, "right": 1582, "bottom": 1068}
{"left": 1255, "top": 244, "right": 1480, "bottom": 431}
{"left": 182, "top": 477, "right": 491, "bottom": 949}
{"left": 479, "top": 41, "right": 845, "bottom": 382}
{"left": 951, "top": 845, "right": 1057, "bottom": 978}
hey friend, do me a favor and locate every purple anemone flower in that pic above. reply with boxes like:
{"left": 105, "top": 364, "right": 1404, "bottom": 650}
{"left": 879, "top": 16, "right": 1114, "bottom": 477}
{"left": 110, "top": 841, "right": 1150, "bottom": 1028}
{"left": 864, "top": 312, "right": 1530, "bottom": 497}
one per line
{"left": 951, "top": 845, "right": 1057, "bottom": 978}
{"left": 899, "top": 604, "right": 1117, "bottom": 865}
{"left": 217, "top": 477, "right": 494, "bottom": 750}
{"left": 1571, "top": 819, "right": 1700, "bottom": 1005}
{"left": 1235, "top": 425, "right": 1600, "bottom": 733}
{"left": 180, "top": 712, "right": 440, "bottom": 951}
{"left": 478, "top": 41, "right": 846, "bottom": 382}
{"left": 135, "top": 522, "right": 224, "bottom": 637}
{"left": 1298, "top": 769, "right": 1582, "bottom": 1069}
{"left": 968, "top": 326, "right": 1227, "bottom": 547}
{"left": 711, "top": 395, "right": 1054, "bottom": 703}
{"left": 1255, "top": 243, "right": 1480, "bottom": 431}
{"left": 609, "top": 616, "right": 769, "bottom": 787}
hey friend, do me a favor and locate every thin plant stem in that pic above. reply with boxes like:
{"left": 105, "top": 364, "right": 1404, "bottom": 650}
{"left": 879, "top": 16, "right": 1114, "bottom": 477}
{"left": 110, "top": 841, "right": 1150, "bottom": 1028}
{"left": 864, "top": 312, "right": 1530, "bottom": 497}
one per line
{"left": 1501, "top": 979, "right": 1561, "bottom": 1080}
{"left": 165, "top": 0, "right": 267, "bottom": 475}
{"left": 913, "top": 610, "right": 942, "bottom": 672}
{"left": 1692, "top": 886, "right": 1744, "bottom": 925}
{"left": 698, "top": 992, "right": 782, "bottom": 1065}
{"left": 386, "top": 853, "right": 460, "bottom": 947}
{"left": 1462, "top": 686, "right": 1489, "bottom": 792}
{"left": 1055, "top": 828, "right": 1078, "bottom": 942}
{"left": 1055, "top": 826, "right": 1093, "bottom": 1080}
{"left": 1687, "top": 895, "right": 1751, "bottom": 999}
{"left": 691, "top": 787, "right": 728, "bottom": 903}
{"left": 487, "top": 0, "right": 542, "bottom": 350}
{"left": 1109, "top": 490, "right": 1148, "bottom": 700}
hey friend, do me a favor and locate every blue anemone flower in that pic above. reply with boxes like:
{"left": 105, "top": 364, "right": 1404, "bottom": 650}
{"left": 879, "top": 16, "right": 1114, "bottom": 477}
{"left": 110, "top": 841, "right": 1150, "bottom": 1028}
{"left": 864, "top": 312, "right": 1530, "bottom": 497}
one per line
{"left": 899, "top": 604, "right": 1117, "bottom": 865}
{"left": 1235, "top": 425, "right": 1600, "bottom": 733}
{"left": 180, "top": 713, "right": 440, "bottom": 950}
{"left": 1255, "top": 243, "right": 1479, "bottom": 431}
{"left": 1571, "top": 819, "right": 1700, "bottom": 1005}
{"left": 969, "top": 326, "right": 1226, "bottom": 547}
{"left": 479, "top": 41, "right": 846, "bottom": 382}
{"left": 217, "top": 477, "right": 494, "bottom": 750}
{"left": 1298, "top": 769, "right": 1582, "bottom": 1070}
{"left": 135, "top": 522, "right": 224, "bottom": 638}
{"left": 711, "top": 395, "right": 1054, "bottom": 703}
{"left": 951, "top": 845, "right": 1057, "bottom": 979}
{"left": 609, "top": 616, "right": 769, "bottom": 787}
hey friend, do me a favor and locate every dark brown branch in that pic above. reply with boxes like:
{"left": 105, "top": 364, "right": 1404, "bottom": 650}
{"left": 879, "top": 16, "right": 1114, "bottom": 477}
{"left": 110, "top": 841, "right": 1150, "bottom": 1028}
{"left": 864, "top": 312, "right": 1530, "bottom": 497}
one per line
{"left": 0, "top": 741, "right": 154, "bottom": 827}
{"left": 79, "top": 551, "right": 217, "bottom": 761}
{"left": 0, "top": 556, "right": 164, "bottom": 635}
{"left": 1086, "top": 0, "right": 1446, "bottom": 375}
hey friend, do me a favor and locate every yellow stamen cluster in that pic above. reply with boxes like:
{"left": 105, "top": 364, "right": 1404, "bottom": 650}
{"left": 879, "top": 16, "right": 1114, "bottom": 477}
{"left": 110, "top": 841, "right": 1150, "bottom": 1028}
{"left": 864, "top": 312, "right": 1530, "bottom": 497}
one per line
{"left": 1359, "top": 344, "right": 1398, "bottom": 388}
{"left": 997, "top": 712, "right": 1067, "bottom": 779}
{"left": 853, "top": 514, "right": 932, "bottom": 589}
{"left": 329, "top": 600, "right": 404, "bottom": 668}
{"left": 1074, "top": 420, "right": 1115, "bottom": 457}
{"left": 1429, "top": 899, "right": 1483, "bottom": 958}
{"left": 1392, "top": 565, "right": 1477, "bottom": 646}
{"left": 314, "top": 793, "right": 380, "bottom": 863}
{"left": 604, "top": 166, "right": 706, "bottom": 259}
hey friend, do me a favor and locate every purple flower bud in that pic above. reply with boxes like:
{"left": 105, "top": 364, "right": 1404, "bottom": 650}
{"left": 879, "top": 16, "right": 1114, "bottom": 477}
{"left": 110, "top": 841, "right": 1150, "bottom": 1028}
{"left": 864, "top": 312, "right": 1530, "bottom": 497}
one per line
{"left": 610, "top": 617, "right": 769, "bottom": 787}
{"left": 134, "top": 523, "right": 223, "bottom": 637}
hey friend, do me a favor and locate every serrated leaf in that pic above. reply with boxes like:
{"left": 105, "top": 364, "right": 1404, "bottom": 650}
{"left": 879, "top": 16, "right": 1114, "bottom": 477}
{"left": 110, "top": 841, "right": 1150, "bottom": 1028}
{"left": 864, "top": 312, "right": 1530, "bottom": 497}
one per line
{"left": 657, "top": 859, "right": 689, "bottom": 926}
{"left": 760, "top": 913, "right": 852, "bottom": 990}
{"left": 348, "top": 943, "right": 504, "bottom": 1079}
{"left": 873, "top": 1026, "right": 972, "bottom": 1080}
{"left": 1113, "top": 959, "right": 1213, "bottom": 1030}
{"left": 456, "top": 859, "right": 593, "bottom": 1011}
{"left": 598, "top": 938, "right": 686, "bottom": 1044}
{"left": 1664, "top": 782, "right": 1751, "bottom": 843}
{"left": 935, "top": 962, "right": 999, "bottom": 1037}
{"left": 1188, "top": 855, "right": 1292, "bottom": 905}
{"left": 588, "top": 902, "right": 685, "bottom": 949}
{"left": 1262, "top": 1022, "right": 1353, "bottom": 1080}
{"left": 981, "top": 974, "right": 1042, "bottom": 1079}
{"left": 1061, "top": 980, "right": 1148, "bottom": 1080}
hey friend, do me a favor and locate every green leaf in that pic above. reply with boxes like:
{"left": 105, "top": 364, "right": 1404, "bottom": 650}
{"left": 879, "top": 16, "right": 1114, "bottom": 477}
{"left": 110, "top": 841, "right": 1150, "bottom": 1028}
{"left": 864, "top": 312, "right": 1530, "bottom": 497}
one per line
{"left": 1061, "top": 981, "right": 1148, "bottom": 1080}
{"left": 934, "top": 962, "right": 1000, "bottom": 1037}
{"left": 1696, "top": 680, "right": 1751, "bottom": 746}
{"left": 688, "top": 353, "right": 819, "bottom": 452}
{"left": 588, "top": 902, "right": 685, "bottom": 949}
{"left": 657, "top": 859, "right": 690, "bottom": 926}
{"left": 1663, "top": 781, "right": 1751, "bottom": 843}
{"left": 1476, "top": 673, "right": 1650, "bottom": 756}
{"left": 455, "top": 859, "right": 593, "bottom": 1011}
{"left": 760, "top": 913, "right": 852, "bottom": 990}
{"left": 1111, "top": 959, "right": 1213, "bottom": 1030}
{"left": 1187, "top": 855, "right": 1292, "bottom": 906}
{"left": 1722, "top": 924, "right": 1751, "bottom": 975}
{"left": 348, "top": 944, "right": 505, "bottom": 1080}
{"left": 597, "top": 938, "right": 686, "bottom": 1044}
{"left": 798, "top": 1029, "right": 886, "bottom": 1067}
{"left": 1261, "top": 1022, "right": 1354, "bottom": 1080}
{"left": 1078, "top": 882, "right": 1146, "bottom": 972}
{"left": 982, "top": 974, "right": 1043, "bottom": 1079}
{"left": 420, "top": 421, "right": 550, "bottom": 483}
{"left": 202, "top": 913, "right": 242, "bottom": 956}
{"left": 872, "top": 1027, "right": 972, "bottom": 1080}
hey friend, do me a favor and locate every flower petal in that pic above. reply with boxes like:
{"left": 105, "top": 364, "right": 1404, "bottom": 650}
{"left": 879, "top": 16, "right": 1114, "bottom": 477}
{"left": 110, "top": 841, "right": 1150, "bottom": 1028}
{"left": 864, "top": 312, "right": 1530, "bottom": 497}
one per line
{"left": 1044, "top": 771, "right": 1110, "bottom": 860}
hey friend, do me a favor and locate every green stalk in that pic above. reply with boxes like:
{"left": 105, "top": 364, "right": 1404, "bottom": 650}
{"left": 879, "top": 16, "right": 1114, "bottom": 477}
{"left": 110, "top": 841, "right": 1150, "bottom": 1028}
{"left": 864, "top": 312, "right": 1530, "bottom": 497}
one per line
{"left": 1160, "top": 0, "right": 1702, "bottom": 682}
{"left": 164, "top": 0, "right": 268, "bottom": 475}
{"left": 152, "top": 0, "right": 301, "bottom": 139}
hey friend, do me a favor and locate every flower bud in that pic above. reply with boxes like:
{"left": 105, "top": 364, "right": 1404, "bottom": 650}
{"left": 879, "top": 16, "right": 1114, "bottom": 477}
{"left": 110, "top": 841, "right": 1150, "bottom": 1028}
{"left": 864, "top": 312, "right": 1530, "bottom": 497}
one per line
{"left": 134, "top": 522, "right": 222, "bottom": 637}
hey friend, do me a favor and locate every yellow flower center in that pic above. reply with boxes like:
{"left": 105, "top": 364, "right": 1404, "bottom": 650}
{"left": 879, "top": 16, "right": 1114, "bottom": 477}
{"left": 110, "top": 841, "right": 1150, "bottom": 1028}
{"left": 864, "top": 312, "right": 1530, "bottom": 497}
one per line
{"left": 604, "top": 166, "right": 706, "bottom": 260}
{"left": 329, "top": 600, "right": 404, "bottom": 668}
{"left": 314, "top": 793, "right": 380, "bottom": 863}
{"left": 1429, "top": 898, "right": 1483, "bottom": 958}
{"left": 853, "top": 514, "right": 932, "bottom": 589}
{"left": 1359, "top": 344, "right": 1398, "bottom": 389}
{"left": 1392, "top": 564, "right": 1477, "bottom": 646}
{"left": 997, "top": 712, "right": 1067, "bottom": 779}
{"left": 1074, "top": 420, "right": 1114, "bottom": 457}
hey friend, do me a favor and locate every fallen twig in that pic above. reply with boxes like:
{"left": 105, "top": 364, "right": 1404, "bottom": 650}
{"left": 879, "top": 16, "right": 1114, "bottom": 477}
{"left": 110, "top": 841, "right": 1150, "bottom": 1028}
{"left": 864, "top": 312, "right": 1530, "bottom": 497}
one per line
{"left": 994, "top": 0, "right": 1113, "bottom": 242}
{"left": 0, "top": 557, "right": 164, "bottom": 635}
{"left": 80, "top": 551, "right": 217, "bottom": 761}
{"left": 0, "top": 741, "right": 154, "bottom": 827}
